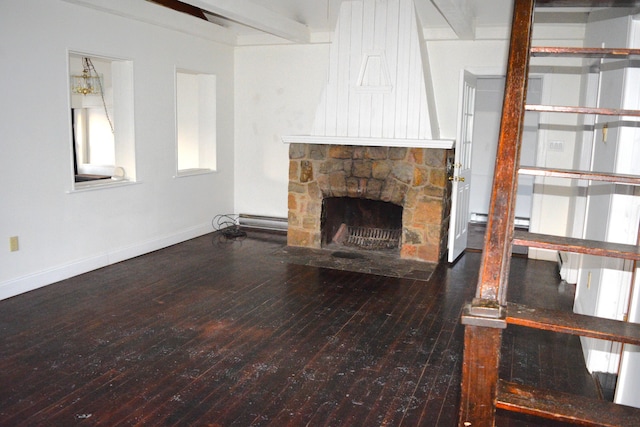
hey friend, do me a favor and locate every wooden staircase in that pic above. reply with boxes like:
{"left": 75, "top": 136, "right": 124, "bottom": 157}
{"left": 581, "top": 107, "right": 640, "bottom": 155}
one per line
{"left": 458, "top": 1, "right": 640, "bottom": 425}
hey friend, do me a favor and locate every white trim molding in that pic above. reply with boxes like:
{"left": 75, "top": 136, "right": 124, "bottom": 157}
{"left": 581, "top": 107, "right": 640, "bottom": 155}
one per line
{"left": 0, "top": 223, "right": 213, "bottom": 301}
{"left": 282, "top": 135, "right": 454, "bottom": 149}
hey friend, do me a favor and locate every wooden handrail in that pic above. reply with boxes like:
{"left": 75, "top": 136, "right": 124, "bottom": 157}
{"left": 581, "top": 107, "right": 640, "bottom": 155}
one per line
{"left": 459, "top": 1, "right": 640, "bottom": 425}
{"left": 519, "top": 167, "right": 640, "bottom": 185}
{"left": 531, "top": 46, "right": 640, "bottom": 58}
{"left": 474, "top": 0, "right": 534, "bottom": 305}
{"left": 525, "top": 104, "right": 640, "bottom": 116}
{"left": 458, "top": 0, "right": 536, "bottom": 425}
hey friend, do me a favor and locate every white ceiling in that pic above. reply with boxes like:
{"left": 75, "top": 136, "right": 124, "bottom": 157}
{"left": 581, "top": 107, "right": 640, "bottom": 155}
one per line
{"left": 150, "top": 0, "right": 600, "bottom": 44}
{"left": 248, "top": 0, "right": 515, "bottom": 31}
{"left": 177, "top": 0, "right": 516, "bottom": 42}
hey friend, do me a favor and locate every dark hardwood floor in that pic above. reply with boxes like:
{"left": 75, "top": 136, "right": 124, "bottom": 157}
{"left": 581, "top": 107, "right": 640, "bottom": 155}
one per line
{"left": 0, "top": 230, "right": 597, "bottom": 426}
{"left": 466, "top": 222, "right": 529, "bottom": 256}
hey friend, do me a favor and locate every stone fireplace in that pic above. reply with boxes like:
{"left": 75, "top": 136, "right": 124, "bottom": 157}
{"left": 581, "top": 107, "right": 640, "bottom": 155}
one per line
{"left": 284, "top": 0, "right": 455, "bottom": 264}
{"left": 287, "top": 143, "right": 453, "bottom": 263}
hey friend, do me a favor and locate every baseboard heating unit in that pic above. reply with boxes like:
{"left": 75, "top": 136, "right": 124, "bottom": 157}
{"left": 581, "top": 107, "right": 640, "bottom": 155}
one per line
{"left": 238, "top": 214, "right": 288, "bottom": 233}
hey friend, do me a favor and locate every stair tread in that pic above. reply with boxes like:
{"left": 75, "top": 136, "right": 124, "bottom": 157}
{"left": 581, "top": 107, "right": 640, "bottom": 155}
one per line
{"left": 459, "top": 2, "right": 640, "bottom": 425}
{"left": 536, "top": 0, "right": 640, "bottom": 7}
{"left": 513, "top": 230, "right": 640, "bottom": 260}
{"left": 519, "top": 166, "right": 640, "bottom": 184}
{"left": 525, "top": 104, "right": 640, "bottom": 116}
{"left": 531, "top": 46, "right": 640, "bottom": 58}
{"left": 506, "top": 302, "right": 640, "bottom": 345}
{"left": 497, "top": 380, "right": 640, "bottom": 427}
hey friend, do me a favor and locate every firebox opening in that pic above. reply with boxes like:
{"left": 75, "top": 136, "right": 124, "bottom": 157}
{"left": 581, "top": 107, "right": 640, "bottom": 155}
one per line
{"left": 321, "top": 197, "right": 403, "bottom": 251}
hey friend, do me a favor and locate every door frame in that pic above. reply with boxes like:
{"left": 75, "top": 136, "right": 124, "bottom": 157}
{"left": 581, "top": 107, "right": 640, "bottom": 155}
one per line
{"left": 447, "top": 68, "right": 546, "bottom": 262}
{"left": 447, "top": 67, "right": 505, "bottom": 263}
{"left": 448, "top": 70, "right": 476, "bottom": 263}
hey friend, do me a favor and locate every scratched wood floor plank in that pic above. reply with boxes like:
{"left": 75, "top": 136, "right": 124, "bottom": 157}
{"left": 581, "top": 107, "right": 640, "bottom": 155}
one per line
{"left": 0, "top": 230, "right": 598, "bottom": 426}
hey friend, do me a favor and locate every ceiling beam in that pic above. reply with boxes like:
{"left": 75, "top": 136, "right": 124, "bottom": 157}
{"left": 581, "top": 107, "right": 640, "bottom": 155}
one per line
{"left": 179, "top": 0, "right": 310, "bottom": 43}
{"left": 62, "top": 0, "right": 236, "bottom": 45}
{"left": 148, "top": 0, "right": 207, "bottom": 21}
{"left": 430, "top": 0, "right": 475, "bottom": 40}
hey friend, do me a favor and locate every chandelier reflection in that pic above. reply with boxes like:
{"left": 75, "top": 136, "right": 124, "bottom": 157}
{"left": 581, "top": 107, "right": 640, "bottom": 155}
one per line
{"left": 70, "top": 57, "right": 103, "bottom": 95}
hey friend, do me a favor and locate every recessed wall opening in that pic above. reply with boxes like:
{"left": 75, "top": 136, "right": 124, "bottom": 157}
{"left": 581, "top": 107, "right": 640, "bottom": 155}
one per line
{"left": 175, "top": 69, "right": 217, "bottom": 175}
{"left": 68, "top": 51, "right": 136, "bottom": 188}
{"left": 321, "top": 197, "right": 403, "bottom": 251}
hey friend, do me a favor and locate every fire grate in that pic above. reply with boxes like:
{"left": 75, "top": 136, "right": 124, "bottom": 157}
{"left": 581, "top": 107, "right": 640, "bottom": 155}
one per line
{"left": 343, "top": 225, "right": 402, "bottom": 250}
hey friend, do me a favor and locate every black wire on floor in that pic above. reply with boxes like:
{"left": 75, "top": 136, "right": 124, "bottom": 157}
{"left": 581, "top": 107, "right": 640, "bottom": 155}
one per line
{"left": 212, "top": 214, "right": 247, "bottom": 242}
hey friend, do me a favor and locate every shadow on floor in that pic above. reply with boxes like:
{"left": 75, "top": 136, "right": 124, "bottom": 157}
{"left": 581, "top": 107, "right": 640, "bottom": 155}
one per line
{"left": 274, "top": 244, "right": 436, "bottom": 281}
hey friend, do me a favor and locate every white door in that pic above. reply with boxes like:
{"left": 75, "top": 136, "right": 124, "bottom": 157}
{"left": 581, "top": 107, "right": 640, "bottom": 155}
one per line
{"left": 448, "top": 70, "right": 476, "bottom": 262}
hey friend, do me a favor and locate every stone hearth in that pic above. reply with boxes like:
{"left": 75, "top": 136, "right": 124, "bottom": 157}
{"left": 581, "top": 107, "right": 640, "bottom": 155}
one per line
{"left": 287, "top": 143, "right": 453, "bottom": 263}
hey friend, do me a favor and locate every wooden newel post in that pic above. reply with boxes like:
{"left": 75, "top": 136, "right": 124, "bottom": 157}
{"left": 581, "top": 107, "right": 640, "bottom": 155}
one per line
{"left": 457, "top": 0, "right": 535, "bottom": 425}
{"left": 458, "top": 326, "right": 503, "bottom": 426}
{"left": 458, "top": 300, "right": 507, "bottom": 426}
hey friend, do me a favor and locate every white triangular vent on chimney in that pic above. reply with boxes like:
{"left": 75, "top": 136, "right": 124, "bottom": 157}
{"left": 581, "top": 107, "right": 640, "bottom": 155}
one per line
{"left": 355, "top": 52, "right": 392, "bottom": 93}
{"left": 284, "top": 0, "right": 453, "bottom": 149}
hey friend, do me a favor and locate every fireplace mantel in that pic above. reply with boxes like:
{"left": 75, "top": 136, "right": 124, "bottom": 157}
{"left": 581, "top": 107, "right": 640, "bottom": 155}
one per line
{"left": 282, "top": 135, "right": 455, "bottom": 150}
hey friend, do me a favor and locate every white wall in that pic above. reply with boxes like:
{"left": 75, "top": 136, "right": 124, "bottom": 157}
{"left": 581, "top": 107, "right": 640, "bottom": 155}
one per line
{"left": 233, "top": 27, "right": 585, "bottom": 242}
{"left": 233, "top": 39, "right": 512, "bottom": 219}
{"left": 424, "top": 39, "right": 510, "bottom": 139}
{"left": 469, "top": 78, "right": 504, "bottom": 221}
{"left": 234, "top": 43, "right": 330, "bottom": 218}
{"left": 418, "top": 30, "right": 587, "bottom": 265}
{"left": 616, "top": 19, "right": 640, "bottom": 407}
{"left": 528, "top": 61, "right": 584, "bottom": 261}
{"left": 568, "top": 10, "right": 640, "bottom": 392}
{"left": 570, "top": 10, "right": 636, "bottom": 375}
{"left": 0, "top": 0, "right": 235, "bottom": 299}
{"left": 469, "top": 77, "right": 541, "bottom": 224}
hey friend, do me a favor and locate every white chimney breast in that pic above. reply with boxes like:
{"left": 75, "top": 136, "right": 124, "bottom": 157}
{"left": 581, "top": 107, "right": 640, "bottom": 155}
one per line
{"left": 311, "top": 0, "right": 441, "bottom": 142}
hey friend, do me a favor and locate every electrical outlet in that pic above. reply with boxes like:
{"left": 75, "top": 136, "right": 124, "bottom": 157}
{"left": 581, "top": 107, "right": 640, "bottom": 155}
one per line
{"left": 9, "top": 236, "right": 19, "bottom": 252}
{"left": 548, "top": 140, "right": 564, "bottom": 152}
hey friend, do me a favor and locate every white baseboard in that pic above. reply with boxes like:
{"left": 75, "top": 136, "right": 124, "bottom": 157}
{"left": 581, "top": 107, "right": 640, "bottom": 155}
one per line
{"left": 0, "top": 223, "right": 212, "bottom": 301}
{"left": 575, "top": 299, "right": 622, "bottom": 374}
{"left": 528, "top": 247, "right": 558, "bottom": 262}
{"left": 470, "top": 213, "right": 530, "bottom": 228}
{"left": 558, "top": 251, "right": 580, "bottom": 284}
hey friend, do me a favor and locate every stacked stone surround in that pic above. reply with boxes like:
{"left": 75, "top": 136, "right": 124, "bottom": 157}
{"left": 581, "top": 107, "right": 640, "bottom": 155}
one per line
{"left": 287, "top": 143, "right": 453, "bottom": 263}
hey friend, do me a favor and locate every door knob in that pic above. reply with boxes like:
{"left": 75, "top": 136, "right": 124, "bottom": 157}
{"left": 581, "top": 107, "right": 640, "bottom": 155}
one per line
{"left": 449, "top": 176, "right": 466, "bottom": 182}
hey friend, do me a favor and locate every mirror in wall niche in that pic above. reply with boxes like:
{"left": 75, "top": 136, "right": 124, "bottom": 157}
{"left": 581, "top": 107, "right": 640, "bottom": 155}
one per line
{"left": 68, "top": 51, "right": 135, "bottom": 188}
